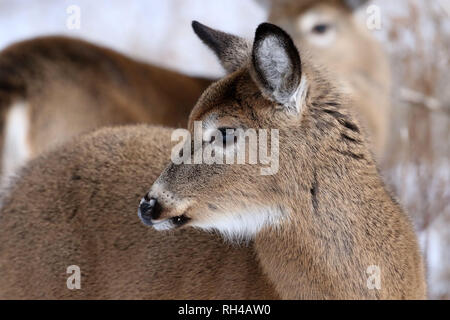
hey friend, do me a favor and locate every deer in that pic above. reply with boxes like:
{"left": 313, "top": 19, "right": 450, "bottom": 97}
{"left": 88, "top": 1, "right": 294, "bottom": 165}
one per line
{"left": 262, "top": 0, "right": 391, "bottom": 159}
{"left": 0, "top": 0, "right": 390, "bottom": 182}
{"left": 0, "top": 36, "right": 211, "bottom": 181}
{"left": 0, "top": 22, "right": 426, "bottom": 299}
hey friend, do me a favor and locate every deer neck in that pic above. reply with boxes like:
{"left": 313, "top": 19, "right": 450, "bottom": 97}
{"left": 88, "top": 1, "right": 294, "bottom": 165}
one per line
{"left": 252, "top": 117, "right": 384, "bottom": 299}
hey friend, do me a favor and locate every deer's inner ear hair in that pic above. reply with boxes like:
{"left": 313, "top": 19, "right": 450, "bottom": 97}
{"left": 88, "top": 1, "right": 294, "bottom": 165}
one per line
{"left": 251, "top": 23, "right": 302, "bottom": 109}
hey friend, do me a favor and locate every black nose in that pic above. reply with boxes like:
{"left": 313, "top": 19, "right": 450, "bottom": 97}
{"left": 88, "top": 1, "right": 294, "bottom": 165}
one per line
{"left": 138, "top": 196, "right": 162, "bottom": 226}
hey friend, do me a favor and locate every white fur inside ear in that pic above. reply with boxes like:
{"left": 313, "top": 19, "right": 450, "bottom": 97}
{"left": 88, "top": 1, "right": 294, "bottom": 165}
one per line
{"left": 257, "top": 35, "right": 289, "bottom": 90}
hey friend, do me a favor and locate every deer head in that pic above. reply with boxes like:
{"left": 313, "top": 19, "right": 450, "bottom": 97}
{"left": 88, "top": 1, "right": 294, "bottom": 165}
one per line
{"left": 138, "top": 21, "right": 364, "bottom": 241}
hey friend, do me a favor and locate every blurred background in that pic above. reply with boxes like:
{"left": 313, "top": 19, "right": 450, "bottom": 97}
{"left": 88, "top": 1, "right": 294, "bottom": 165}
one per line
{"left": 0, "top": 0, "right": 448, "bottom": 299}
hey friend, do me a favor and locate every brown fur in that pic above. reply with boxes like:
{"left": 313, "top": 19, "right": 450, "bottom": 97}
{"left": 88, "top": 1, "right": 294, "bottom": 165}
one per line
{"left": 266, "top": 0, "right": 391, "bottom": 158}
{"left": 0, "top": 126, "right": 276, "bottom": 299}
{"left": 0, "top": 23, "right": 424, "bottom": 299}
{"left": 0, "top": 36, "right": 211, "bottom": 175}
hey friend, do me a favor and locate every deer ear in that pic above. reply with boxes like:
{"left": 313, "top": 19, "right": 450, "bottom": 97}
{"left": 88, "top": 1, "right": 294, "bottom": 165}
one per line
{"left": 192, "top": 21, "right": 250, "bottom": 74}
{"left": 251, "top": 23, "right": 303, "bottom": 111}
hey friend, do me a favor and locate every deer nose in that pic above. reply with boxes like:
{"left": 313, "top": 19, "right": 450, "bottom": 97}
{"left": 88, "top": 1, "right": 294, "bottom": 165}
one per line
{"left": 138, "top": 195, "right": 162, "bottom": 226}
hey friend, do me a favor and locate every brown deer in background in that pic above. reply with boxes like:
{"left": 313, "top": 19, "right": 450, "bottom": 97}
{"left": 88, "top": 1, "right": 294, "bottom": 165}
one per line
{"left": 0, "top": 36, "right": 211, "bottom": 181}
{"left": 263, "top": 0, "right": 391, "bottom": 159}
{"left": 0, "top": 22, "right": 425, "bottom": 299}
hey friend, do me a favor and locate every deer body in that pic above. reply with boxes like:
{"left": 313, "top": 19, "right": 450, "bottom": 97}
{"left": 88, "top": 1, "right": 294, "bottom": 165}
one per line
{"left": 0, "top": 22, "right": 425, "bottom": 299}
{"left": 0, "top": 36, "right": 211, "bottom": 180}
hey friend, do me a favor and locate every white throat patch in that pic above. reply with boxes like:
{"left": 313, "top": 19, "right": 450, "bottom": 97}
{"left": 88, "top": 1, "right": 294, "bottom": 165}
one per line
{"left": 191, "top": 206, "right": 284, "bottom": 242}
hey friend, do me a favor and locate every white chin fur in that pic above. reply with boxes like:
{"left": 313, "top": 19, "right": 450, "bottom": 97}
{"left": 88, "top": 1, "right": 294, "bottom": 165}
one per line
{"left": 152, "top": 219, "right": 175, "bottom": 231}
{"left": 191, "top": 206, "right": 284, "bottom": 242}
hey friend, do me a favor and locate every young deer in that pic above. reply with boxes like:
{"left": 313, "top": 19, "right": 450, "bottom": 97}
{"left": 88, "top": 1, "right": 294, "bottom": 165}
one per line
{"left": 0, "top": 22, "right": 425, "bottom": 299}
{"left": 0, "top": 36, "right": 211, "bottom": 180}
{"left": 264, "top": 0, "right": 391, "bottom": 159}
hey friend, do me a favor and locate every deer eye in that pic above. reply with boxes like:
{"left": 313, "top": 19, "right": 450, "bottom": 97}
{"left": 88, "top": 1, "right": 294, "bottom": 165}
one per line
{"left": 218, "top": 127, "right": 236, "bottom": 146}
{"left": 311, "top": 23, "right": 331, "bottom": 34}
